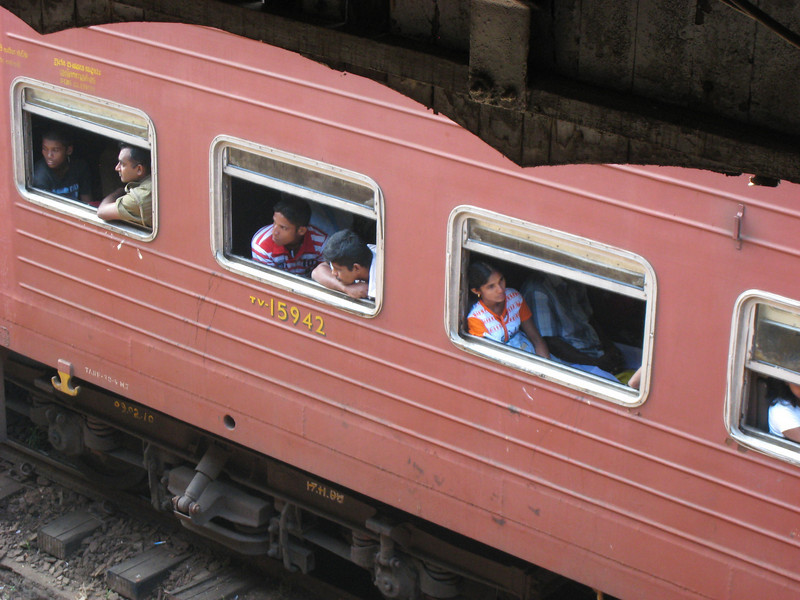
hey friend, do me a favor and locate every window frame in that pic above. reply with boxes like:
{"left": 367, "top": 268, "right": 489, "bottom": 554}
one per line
{"left": 11, "top": 77, "right": 157, "bottom": 241}
{"left": 210, "top": 135, "right": 384, "bottom": 317}
{"left": 726, "top": 290, "right": 800, "bottom": 466}
{"left": 446, "top": 206, "right": 657, "bottom": 406}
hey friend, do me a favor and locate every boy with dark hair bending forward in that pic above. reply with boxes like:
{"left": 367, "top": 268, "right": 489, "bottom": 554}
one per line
{"left": 312, "top": 229, "right": 376, "bottom": 300}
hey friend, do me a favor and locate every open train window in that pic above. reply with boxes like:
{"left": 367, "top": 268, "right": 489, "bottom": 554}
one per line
{"left": 211, "top": 136, "right": 384, "bottom": 316}
{"left": 11, "top": 79, "right": 156, "bottom": 240}
{"left": 446, "top": 206, "right": 656, "bottom": 406}
{"left": 726, "top": 292, "right": 800, "bottom": 465}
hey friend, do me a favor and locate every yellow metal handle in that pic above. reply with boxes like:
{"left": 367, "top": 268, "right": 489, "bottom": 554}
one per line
{"left": 51, "top": 360, "right": 80, "bottom": 396}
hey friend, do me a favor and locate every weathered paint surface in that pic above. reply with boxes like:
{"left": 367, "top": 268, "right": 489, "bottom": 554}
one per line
{"left": 2, "top": 10, "right": 800, "bottom": 599}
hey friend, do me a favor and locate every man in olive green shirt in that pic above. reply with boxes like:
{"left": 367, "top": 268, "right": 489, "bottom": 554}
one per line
{"left": 97, "top": 144, "right": 152, "bottom": 228}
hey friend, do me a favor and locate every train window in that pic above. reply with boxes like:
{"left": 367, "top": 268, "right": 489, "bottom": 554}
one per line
{"left": 446, "top": 206, "right": 656, "bottom": 406}
{"left": 210, "top": 136, "right": 384, "bottom": 316}
{"left": 11, "top": 78, "right": 157, "bottom": 240}
{"left": 726, "top": 292, "right": 800, "bottom": 465}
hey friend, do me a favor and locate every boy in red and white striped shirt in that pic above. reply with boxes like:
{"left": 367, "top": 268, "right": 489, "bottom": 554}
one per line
{"left": 251, "top": 197, "right": 327, "bottom": 277}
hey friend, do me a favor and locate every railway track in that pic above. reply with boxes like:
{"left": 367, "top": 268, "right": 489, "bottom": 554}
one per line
{"left": 0, "top": 439, "right": 374, "bottom": 600}
{"left": 0, "top": 404, "right": 607, "bottom": 600}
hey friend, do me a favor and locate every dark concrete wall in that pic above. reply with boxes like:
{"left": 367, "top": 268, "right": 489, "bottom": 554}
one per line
{"left": 4, "top": 0, "right": 800, "bottom": 182}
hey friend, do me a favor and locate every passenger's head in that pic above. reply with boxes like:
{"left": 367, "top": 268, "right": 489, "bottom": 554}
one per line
{"left": 768, "top": 377, "right": 800, "bottom": 407}
{"left": 468, "top": 261, "right": 505, "bottom": 305}
{"left": 323, "top": 229, "right": 373, "bottom": 285}
{"left": 271, "top": 197, "right": 311, "bottom": 248}
{"left": 41, "top": 129, "right": 73, "bottom": 173}
{"left": 115, "top": 143, "right": 151, "bottom": 184}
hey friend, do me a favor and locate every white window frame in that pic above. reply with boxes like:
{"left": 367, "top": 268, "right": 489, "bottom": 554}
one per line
{"left": 11, "top": 77, "right": 157, "bottom": 241}
{"left": 726, "top": 291, "right": 800, "bottom": 466}
{"left": 210, "top": 135, "right": 384, "bottom": 317}
{"left": 446, "top": 206, "right": 657, "bottom": 406}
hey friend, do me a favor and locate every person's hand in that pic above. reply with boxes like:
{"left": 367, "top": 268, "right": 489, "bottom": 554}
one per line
{"left": 343, "top": 281, "right": 369, "bottom": 299}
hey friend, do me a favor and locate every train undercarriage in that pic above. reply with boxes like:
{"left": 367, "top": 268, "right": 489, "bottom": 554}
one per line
{"left": 0, "top": 350, "right": 561, "bottom": 600}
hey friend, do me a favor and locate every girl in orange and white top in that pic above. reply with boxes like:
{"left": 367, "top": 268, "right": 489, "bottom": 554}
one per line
{"left": 466, "top": 261, "right": 549, "bottom": 359}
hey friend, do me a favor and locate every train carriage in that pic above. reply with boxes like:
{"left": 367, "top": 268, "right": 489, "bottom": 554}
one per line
{"left": 2, "top": 9, "right": 800, "bottom": 600}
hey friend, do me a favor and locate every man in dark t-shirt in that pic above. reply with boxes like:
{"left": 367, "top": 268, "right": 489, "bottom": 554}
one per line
{"left": 31, "top": 129, "right": 93, "bottom": 205}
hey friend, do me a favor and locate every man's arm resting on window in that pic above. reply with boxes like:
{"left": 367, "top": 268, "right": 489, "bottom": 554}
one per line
{"left": 782, "top": 426, "right": 800, "bottom": 444}
{"left": 311, "top": 263, "right": 368, "bottom": 299}
{"left": 97, "top": 188, "right": 124, "bottom": 221}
